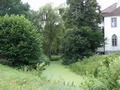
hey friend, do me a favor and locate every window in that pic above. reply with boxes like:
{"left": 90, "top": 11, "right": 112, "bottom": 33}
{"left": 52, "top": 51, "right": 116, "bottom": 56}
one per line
{"left": 111, "top": 18, "right": 117, "bottom": 27}
{"left": 112, "top": 34, "right": 117, "bottom": 46}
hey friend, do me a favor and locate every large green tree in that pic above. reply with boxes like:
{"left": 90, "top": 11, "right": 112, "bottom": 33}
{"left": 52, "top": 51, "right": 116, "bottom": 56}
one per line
{"left": 31, "top": 3, "right": 64, "bottom": 58}
{"left": 0, "top": 0, "right": 30, "bottom": 18}
{"left": 64, "top": 0, "right": 101, "bottom": 30}
{"left": 61, "top": 0, "right": 104, "bottom": 64}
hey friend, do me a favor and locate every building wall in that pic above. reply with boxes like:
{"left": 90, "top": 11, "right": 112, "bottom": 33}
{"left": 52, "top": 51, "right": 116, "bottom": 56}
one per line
{"left": 104, "top": 16, "right": 120, "bottom": 54}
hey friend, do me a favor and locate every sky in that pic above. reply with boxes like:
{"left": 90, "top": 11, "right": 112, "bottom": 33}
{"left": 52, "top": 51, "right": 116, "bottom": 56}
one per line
{"left": 21, "top": 0, "right": 119, "bottom": 11}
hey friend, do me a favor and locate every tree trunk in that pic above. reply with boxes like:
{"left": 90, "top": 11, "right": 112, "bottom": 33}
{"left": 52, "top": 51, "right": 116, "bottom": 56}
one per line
{"left": 47, "top": 37, "right": 53, "bottom": 59}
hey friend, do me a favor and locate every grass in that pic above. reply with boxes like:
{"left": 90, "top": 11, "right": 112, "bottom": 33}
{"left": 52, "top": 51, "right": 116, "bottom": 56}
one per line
{"left": 0, "top": 64, "right": 44, "bottom": 90}
{"left": 0, "top": 63, "right": 82, "bottom": 90}
{"left": 69, "top": 53, "right": 120, "bottom": 75}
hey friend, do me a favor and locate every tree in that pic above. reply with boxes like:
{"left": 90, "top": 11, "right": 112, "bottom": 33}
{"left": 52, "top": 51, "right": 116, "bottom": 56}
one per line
{"left": 61, "top": 27, "right": 104, "bottom": 65}
{"left": 0, "top": 15, "right": 43, "bottom": 66}
{"left": 61, "top": 0, "right": 104, "bottom": 64}
{"left": 0, "top": 0, "right": 30, "bottom": 18}
{"left": 64, "top": 0, "right": 102, "bottom": 30}
{"left": 30, "top": 3, "right": 64, "bottom": 58}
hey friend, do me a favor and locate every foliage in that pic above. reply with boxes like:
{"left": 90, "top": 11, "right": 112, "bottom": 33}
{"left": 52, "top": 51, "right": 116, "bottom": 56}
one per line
{"left": 80, "top": 76, "right": 109, "bottom": 90}
{"left": 30, "top": 3, "right": 65, "bottom": 58}
{"left": 39, "top": 54, "right": 50, "bottom": 65}
{"left": 0, "top": 0, "right": 30, "bottom": 19}
{"left": 64, "top": 0, "right": 102, "bottom": 30}
{"left": 97, "top": 57, "right": 120, "bottom": 89}
{"left": 61, "top": 27, "right": 104, "bottom": 65}
{"left": 69, "top": 53, "right": 120, "bottom": 75}
{"left": 0, "top": 15, "right": 43, "bottom": 66}
{"left": 69, "top": 53, "right": 120, "bottom": 89}
{"left": 80, "top": 57, "right": 120, "bottom": 90}
{"left": 61, "top": 0, "right": 104, "bottom": 65}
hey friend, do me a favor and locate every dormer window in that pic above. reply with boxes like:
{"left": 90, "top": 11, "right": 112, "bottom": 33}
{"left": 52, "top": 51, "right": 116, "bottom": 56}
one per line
{"left": 111, "top": 18, "right": 117, "bottom": 27}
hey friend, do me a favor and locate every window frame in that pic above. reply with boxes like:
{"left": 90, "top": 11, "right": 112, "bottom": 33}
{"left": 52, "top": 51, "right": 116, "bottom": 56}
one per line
{"left": 112, "top": 34, "right": 117, "bottom": 46}
{"left": 111, "top": 18, "right": 117, "bottom": 27}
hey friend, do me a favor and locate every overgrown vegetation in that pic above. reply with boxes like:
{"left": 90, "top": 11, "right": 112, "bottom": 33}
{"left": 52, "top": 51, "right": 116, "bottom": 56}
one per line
{"left": 69, "top": 53, "right": 120, "bottom": 89}
{"left": 0, "top": 0, "right": 30, "bottom": 19}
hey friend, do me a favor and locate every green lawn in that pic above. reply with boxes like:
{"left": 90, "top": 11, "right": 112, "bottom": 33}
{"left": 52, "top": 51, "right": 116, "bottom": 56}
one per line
{"left": 0, "top": 64, "right": 44, "bottom": 90}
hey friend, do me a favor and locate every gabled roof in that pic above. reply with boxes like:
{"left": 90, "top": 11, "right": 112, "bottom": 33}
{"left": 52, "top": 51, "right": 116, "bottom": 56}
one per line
{"left": 105, "top": 6, "right": 120, "bottom": 16}
{"left": 102, "top": 3, "right": 118, "bottom": 16}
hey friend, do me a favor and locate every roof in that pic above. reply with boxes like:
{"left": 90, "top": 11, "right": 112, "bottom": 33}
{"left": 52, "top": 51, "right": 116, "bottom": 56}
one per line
{"left": 102, "top": 3, "right": 118, "bottom": 16}
{"left": 105, "top": 6, "right": 120, "bottom": 16}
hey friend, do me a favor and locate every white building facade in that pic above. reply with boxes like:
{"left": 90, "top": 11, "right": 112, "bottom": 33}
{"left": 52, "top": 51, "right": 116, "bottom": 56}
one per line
{"left": 101, "top": 3, "right": 120, "bottom": 54}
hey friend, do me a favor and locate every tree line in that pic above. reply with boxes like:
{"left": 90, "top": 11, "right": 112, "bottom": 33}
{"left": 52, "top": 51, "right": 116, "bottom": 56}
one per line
{"left": 0, "top": 0, "right": 104, "bottom": 66}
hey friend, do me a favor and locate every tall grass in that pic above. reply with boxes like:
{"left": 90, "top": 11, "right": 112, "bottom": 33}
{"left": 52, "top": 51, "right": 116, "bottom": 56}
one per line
{"left": 0, "top": 64, "right": 44, "bottom": 90}
{"left": 69, "top": 53, "right": 120, "bottom": 75}
{"left": 0, "top": 64, "right": 82, "bottom": 90}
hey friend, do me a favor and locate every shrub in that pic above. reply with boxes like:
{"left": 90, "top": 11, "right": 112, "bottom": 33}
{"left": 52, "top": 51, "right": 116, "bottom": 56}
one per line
{"left": 97, "top": 57, "right": 120, "bottom": 89}
{"left": 0, "top": 15, "right": 43, "bottom": 66}
{"left": 80, "top": 57, "right": 120, "bottom": 90}
{"left": 70, "top": 53, "right": 120, "bottom": 89}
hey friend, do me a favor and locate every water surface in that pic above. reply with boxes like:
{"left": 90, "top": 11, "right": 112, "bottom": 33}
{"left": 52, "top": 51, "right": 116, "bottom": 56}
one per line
{"left": 42, "top": 61, "right": 84, "bottom": 86}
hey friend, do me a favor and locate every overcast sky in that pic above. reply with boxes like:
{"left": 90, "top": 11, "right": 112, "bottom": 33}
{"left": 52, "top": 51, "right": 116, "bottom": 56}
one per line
{"left": 21, "top": 0, "right": 119, "bottom": 10}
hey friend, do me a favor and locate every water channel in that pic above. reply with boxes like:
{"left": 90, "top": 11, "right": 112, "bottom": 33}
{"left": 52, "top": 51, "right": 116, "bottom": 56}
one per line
{"left": 42, "top": 61, "right": 85, "bottom": 86}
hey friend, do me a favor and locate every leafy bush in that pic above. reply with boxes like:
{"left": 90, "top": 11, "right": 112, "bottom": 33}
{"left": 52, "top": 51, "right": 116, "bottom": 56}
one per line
{"left": 80, "top": 76, "right": 109, "bottom": 90}
{"left": 97, "top": 57, "right": 120, "bottom": 89}
{"left": 61, "top": 27, "right": 104, "bottom": 65}
{"left": 80, "top": 57, "right": 120, "bottom": 90}
{"left": 0, "top": 15, "right": 43, "bottom": 66}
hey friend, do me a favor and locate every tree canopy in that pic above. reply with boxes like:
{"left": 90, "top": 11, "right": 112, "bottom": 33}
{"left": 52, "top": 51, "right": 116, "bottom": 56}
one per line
{"left": 30, "top": 3, "right": 65, "bottom": 58}
{"left": 0, "top": 0, "right": 30, "bottom": 18}
{"left": 64, "top": 0, "right": 102, "bottom": 30}
{"left": 61, "top": 0, "right": 104, "bottom": 64}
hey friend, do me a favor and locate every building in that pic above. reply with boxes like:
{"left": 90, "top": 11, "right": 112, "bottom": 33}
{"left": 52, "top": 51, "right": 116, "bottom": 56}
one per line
{"left": 98, "top": 3, "right": 120, "bottom": 54}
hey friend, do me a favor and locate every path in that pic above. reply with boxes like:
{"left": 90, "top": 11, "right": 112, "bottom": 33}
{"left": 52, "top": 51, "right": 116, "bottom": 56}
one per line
{"left": 41, "top": 60, "right": 84, "bottom": 86}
